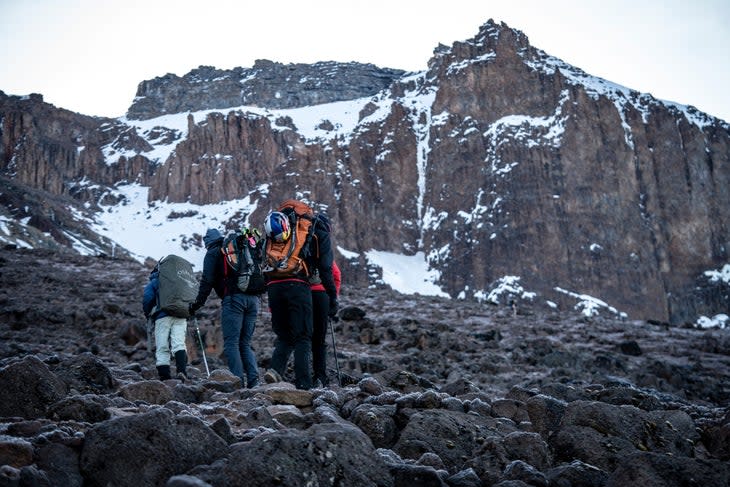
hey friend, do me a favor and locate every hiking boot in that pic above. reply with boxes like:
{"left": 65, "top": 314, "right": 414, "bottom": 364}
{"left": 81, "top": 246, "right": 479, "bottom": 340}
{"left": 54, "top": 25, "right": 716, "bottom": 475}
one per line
{"left": 264, "top": 369, "right": 282, "bottom": 384}
{"left": 313, "top": 378, "right": 324, "bottom": 389}
{"left": 174, "top": 350, "right": 187, "bottom": 377}
{"left": 176, "top": 372, "right": 188, "bottom": 383}
{"left": 156, "top": 365, "right": 171, "bottom": 381}
{"left": 248, "top": 378, "right": 259, "bottom": 389}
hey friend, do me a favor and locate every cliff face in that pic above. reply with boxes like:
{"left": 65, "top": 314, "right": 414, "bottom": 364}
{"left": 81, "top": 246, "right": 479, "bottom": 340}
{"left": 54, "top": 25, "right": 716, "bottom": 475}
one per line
{"left": 126, "top": 60, "right": 406, "bottom": 120}
{"left": 1, "top": 20, "right": 728, "bottom": 323}
{"left": 415, "top": 22, "right": 730, "bottom": 322}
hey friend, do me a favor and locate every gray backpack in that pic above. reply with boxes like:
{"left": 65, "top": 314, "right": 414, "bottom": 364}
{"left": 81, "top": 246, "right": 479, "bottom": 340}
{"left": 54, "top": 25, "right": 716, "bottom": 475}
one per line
{"left": 157, "top": 254, "right": 197, "bottom": 318}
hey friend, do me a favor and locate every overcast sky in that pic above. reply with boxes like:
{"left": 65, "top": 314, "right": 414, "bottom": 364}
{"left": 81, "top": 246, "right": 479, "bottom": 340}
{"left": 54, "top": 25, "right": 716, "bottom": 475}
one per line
{"left": 1, "top": 0, "right": 728, "bottom": 122}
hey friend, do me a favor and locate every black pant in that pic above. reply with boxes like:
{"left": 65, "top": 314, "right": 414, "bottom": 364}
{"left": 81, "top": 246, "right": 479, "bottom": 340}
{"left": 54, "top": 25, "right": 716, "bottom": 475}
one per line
{"left": 267, "top": 281, "right": 313, "bottom": 389}
{"left": 311, "top": 290, "right": 329, "bottom": 382}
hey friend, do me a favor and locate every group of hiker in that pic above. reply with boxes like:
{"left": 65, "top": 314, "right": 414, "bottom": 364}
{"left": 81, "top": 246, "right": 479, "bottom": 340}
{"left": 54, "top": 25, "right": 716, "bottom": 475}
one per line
{"left": 142, "top": 199, "right": 341, "bottom": 390}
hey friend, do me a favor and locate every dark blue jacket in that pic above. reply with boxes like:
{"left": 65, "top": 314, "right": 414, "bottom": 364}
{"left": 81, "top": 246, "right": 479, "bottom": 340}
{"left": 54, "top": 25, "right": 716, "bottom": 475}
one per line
{"left": 142, "top": 269, "right": 167, "bottom": 319}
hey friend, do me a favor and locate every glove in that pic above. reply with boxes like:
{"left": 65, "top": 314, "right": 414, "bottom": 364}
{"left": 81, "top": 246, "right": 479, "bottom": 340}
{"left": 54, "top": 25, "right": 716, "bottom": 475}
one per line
{"left": 328, "top": 296, "right": 339, "bottom": 318}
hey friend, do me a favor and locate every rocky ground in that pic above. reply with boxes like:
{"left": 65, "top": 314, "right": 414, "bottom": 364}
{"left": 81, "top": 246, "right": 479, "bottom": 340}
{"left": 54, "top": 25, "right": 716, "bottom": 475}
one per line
{"left": 0, "top": 247, "right": 729, "bottom": 486}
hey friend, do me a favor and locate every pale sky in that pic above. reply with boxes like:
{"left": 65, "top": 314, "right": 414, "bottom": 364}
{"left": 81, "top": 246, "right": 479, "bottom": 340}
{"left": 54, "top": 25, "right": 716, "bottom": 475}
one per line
{"left": 1, "top": 0, "right": 729, "bottom": 122}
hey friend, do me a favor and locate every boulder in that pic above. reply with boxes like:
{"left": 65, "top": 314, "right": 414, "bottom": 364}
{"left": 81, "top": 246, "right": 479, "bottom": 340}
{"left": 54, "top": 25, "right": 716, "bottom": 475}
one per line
{"left": 51, "top": 352, "right": 115, "bottom": 394}
{"left": 501, "top": 431, "right": 550, "bottom": 470}
{"left": 551, "top": 401, "right": 699, "bottom": 471}
{"left": 501, "top": 460, "right": 547, "bottom": 487}
{"left": 0, "top": 355, "right": 67, "bottom": 419}
{"left": 445, "top": 468, "right": 481, "bottom": 487}
{"left": 118, "top": 380, "right": 174, "bottom": 405}
{"left": 207, "top": 423, "right": 393, "bottom": 486}
{"left": 700, "top": 411, "right": 730, "bottom": 460}
{"left": 0, "top": 435, "right": 34, "bottom": 468}
{"left": 350, "top": 404, "right": 398, "bottom": 448}
{"left": 36, "top": 442, "right": 83, "bottom": 487}
{"left": 545, "top": 460, "right": 608, "bottom": 487}
{"left": 80, "top": 408, "right": 227, "bottom": 487}
{"left": 394, "top": 410, "right": 514, "bottom": 471}
{"left": 606, "top": 452, "right": 730, "bottom": 487}
{"left": 47, "top": 394, "right": 111, "bottom": 423}
{"left": 526, "top": 394, "right": 567, "bottom": 438}
{"left": 264, "top": 385, "right": 313, "bottom": 407}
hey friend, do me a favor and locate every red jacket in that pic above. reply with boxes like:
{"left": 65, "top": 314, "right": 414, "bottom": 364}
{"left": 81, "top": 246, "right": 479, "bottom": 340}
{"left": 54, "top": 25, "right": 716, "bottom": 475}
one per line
{"left": 311, "top": 261, "right": 341, "bottom": 295}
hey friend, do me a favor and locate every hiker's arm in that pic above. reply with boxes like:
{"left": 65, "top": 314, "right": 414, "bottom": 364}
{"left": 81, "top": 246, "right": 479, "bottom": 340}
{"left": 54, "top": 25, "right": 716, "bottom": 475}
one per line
{"left": 142, "top": 279, "right": 157, "bottom": 317}
{"left": 333, "top": 261, "right": 341, "bottom": 296}
{"left": 192, "top": 250, "right": 218, "bottom": 310}
{"left": 315, "top": 230, "right": 337, "bottom": 302}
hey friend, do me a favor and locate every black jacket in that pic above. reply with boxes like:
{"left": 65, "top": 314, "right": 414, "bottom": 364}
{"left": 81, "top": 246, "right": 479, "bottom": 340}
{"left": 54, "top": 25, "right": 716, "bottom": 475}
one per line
{"left": 193, "top": 229, "right": 225, "bottom": 309}
{"left": 307, "top": 215, "right": 338, "bottom": 302}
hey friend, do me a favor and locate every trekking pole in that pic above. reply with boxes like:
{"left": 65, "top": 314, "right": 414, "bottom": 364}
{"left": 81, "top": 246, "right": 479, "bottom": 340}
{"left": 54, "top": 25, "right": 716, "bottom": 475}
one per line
{"left": 194, "top": 317, "right": 210, "bottom": 378}
{"left": 329, "top": 317, "right": 342, "bottom": 386}
{"left": 146, "top": 316, "right": 155, "bottom": 352}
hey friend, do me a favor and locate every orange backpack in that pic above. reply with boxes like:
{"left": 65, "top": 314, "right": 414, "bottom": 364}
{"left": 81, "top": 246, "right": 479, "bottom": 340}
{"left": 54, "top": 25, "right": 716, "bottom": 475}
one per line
{"left": 263, "top": 200, "right": 316, "bottom": 279}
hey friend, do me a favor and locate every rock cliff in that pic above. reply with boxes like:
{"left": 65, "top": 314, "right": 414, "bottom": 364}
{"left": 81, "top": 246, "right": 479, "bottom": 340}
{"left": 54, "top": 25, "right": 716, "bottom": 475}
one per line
{"left": 127, "top": 60, "right": 406, "bottom": 120}
{"left": 1, "top": 20, "right": 729, "bottom": 324}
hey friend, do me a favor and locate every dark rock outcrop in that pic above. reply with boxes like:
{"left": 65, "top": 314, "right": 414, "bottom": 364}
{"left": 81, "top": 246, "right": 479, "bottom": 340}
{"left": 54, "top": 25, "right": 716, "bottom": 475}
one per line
{"left": 205, "top": 423, "right": 393, "bottom": 486}
{"left": 127, "top": 61, "right": 406, "bottom": 120}
{"left": 0, "top": 355, "right": 67, "bottom": 419}
{"left": 79, "top": 408, "right": 228, "bottom": 487}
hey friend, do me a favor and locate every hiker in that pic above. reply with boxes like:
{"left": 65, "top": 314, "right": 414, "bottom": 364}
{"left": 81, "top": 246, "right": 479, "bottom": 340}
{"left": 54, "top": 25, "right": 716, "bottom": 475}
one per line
{"left": 142, "top": 264, "right": 188, "bottom": 381}
{"left": 262, "top": 201, "right": 338, "bottom": 390}
{"left": 189, "top": 227, "right": 265, "bottom": 388}
{"left": 312, "top": 258, "right": 341, "bottom": 387}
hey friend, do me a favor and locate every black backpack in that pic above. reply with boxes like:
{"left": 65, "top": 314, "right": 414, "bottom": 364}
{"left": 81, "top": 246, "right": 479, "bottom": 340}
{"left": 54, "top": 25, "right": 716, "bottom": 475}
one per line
{"left": 221, "top": 230, "right": 265, "bottom": 295}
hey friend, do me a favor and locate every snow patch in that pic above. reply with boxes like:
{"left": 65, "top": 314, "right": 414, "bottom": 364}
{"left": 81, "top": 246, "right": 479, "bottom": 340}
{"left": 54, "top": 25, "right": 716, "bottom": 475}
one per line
{"left": 364, "top": 250, "right": 448, "bottom": 297}
{"left": 91, "top": 183, "right": 266, "bottom": 269}
{"left": 336, "top": 246, "right": 360, "bottom": 260}
{"left": 555, "top": 287, "right": 627, "bottom": 319}
{"left": 476, "top": 276, "right": 537, "bottom": 304}
{"left": 704, "top": 264, "right": 730, "bottom": 284}
{"left": 697, "top": 314, "right": 729, "bottom": 329}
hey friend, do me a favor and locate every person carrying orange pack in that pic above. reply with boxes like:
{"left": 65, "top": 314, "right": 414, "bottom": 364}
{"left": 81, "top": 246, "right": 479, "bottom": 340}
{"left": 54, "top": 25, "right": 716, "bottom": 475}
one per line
{"left": 261, "top": 200, "right": 338, "bottom": 390}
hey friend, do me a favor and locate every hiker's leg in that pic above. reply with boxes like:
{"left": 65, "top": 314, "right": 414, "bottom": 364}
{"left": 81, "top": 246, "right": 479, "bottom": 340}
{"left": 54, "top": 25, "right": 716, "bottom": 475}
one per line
{"left": 155, "top": 316, "right": 173, "bottom": 380}
{"left": 221, "top": 294, "right": 245, "bottom": 384}
{"left": 154, "top": 316, "right": 173, "bottom": 367}
{"left": 268, "top": 283, "right": 293, "bottom": 376}
{"left": 169, "top": 317, "right": 187, "bottom": 356}
{"left": 169, "top": 317, "right": 188, "bottom": 377}
{"left": 311, "top": 290, "right": 329, "bottom": 384}
{"left": 289, "top": 283, "right": 313, "bottom": 390}
{"left": 239, "top": 294, "right": 260, "bottom": 387}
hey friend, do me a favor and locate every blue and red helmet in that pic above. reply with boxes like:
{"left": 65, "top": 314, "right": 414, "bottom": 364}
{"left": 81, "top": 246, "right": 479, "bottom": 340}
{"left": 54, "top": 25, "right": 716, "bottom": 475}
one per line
{"left": 264, "top": 211, "right": 291, "bottom": 242}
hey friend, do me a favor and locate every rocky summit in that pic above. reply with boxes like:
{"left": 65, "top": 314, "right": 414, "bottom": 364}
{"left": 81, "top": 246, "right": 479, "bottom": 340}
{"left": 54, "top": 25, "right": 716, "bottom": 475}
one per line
{"left": 0, "top": 247, "right": 729, "bottom": 486}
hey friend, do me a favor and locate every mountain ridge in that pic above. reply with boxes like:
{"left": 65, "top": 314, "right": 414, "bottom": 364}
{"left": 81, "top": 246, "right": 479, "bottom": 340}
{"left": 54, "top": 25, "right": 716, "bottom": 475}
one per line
{"left": 1, "top": 19, "right": 728, "bottom": 324}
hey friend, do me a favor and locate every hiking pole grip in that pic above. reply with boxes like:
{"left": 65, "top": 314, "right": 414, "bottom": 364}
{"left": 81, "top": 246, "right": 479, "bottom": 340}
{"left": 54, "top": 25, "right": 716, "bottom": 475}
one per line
{"left": 329, "top": 317, "right": 341, "bottom": 386}
{"left": 194, "top": 317, "right": 210, "bottom": 378}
